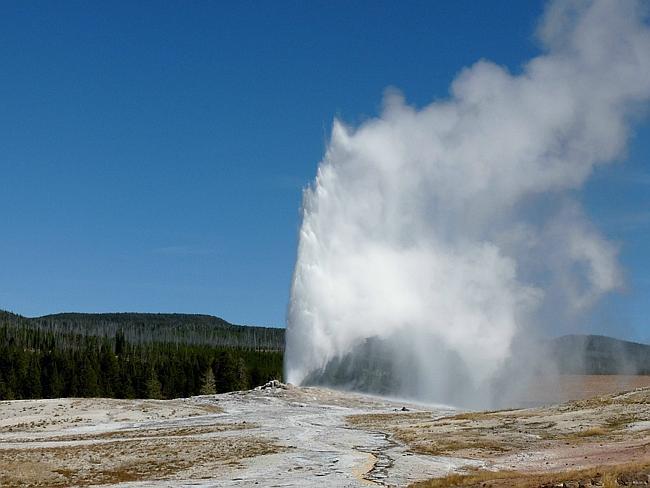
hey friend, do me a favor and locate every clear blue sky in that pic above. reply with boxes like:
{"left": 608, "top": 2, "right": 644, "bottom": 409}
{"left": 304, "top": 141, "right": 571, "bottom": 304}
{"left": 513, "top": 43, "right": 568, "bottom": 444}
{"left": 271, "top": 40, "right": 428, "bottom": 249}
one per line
{"left": 1, "top": 1, "right": 648, "bottom": 340}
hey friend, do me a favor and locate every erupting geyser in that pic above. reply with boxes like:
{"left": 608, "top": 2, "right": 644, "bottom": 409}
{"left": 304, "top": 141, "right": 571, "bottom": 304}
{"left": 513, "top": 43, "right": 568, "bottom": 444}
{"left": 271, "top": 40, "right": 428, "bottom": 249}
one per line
{"left": 285, "top": 0, "right": 650, "bottom": 407}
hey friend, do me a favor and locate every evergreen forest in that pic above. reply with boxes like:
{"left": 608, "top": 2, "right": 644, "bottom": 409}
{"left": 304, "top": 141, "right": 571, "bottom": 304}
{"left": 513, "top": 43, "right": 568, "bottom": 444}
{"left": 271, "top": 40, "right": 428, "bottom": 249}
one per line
{"left": 0, "top": 310, "right": 284, "bottom": 400}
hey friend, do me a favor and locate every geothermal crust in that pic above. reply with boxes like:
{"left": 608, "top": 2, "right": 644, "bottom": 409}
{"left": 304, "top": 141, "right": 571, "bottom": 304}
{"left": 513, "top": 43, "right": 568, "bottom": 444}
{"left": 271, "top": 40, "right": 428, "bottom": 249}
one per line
{"left": 0, "top": 379, "right": 649, "bottom": 487}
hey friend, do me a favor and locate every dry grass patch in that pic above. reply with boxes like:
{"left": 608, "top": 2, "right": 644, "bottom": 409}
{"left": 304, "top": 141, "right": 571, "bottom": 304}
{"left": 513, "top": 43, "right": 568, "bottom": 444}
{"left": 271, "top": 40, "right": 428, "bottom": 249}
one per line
{"left": 348, "top": 411, "right": 528, "bottom": 457}
{"left": 604, "top": 413, "right": 639, "bottom": 430}
{"left": 409, "top": 461, "right": 650, "bottom": 487}
{"left": 348, "top": 411, "right": 513, "bottom": 456}
{"left": 188, "top": 403, "right": 223, "bottom": 415}
{"left": 558, "top": 413, "right": 641, "bottom": 442}
{"left": 347, "top": 412, "right": 434, "bottom": 427}
{"left": 560, "top": 387, "right": 650, "bottom": 411}
{"left": 568, "top": 426, "right": 608, "bottom": 438}
{"left": 347, "top": 388, "right": 650, "bottom": 459}
{"left": 444, "top": 412, "right": 495, "bottom": 422}
{"left": 442, "top": 409, "right": 531, "bottom": 422}
{"left": 401, "top": 437, "right": 509, "bottom": 457}
{"left": 11, "top": 422, "right": 254, "bottom": 444}
{"left": 0, "top": 435, "right": 283, "bottom": 487}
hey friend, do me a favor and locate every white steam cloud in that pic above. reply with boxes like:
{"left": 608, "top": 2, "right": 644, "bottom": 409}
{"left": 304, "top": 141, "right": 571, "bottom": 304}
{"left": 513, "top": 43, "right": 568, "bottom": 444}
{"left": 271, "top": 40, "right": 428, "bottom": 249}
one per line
{"left": 285, "top": 0, "right": 650, "bottom": 406}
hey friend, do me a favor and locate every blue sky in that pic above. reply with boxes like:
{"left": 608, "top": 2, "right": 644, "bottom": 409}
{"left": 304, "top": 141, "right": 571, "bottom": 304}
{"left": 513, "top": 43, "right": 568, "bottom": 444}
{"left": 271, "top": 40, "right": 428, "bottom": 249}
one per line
{"left": 1, "top": 1, "right": 648, "bottom": 340}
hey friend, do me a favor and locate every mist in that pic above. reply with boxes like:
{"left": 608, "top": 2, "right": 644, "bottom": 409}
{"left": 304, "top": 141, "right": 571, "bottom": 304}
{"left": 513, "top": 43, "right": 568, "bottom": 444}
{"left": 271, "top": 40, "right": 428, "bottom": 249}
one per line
{"left": 285, "top": 0, "right": 650, "bottom": 408}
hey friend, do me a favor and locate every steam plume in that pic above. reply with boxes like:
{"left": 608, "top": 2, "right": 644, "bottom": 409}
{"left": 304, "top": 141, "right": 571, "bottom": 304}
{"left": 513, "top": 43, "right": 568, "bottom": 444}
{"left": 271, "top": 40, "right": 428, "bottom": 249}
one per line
{"left": 285, "top": 0, "right": 650, "bottom": 407}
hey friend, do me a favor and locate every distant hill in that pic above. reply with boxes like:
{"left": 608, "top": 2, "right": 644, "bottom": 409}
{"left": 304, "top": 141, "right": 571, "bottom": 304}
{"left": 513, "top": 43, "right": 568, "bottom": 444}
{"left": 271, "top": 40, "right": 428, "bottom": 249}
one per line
{"left": 303, "top": 333, "right": 650, "bottom": 402}
{"left": 550, "top": 334, "right": 650, "bottom": 375}
{"left": 0, "top": 310, "right": 284, "bottom": 350}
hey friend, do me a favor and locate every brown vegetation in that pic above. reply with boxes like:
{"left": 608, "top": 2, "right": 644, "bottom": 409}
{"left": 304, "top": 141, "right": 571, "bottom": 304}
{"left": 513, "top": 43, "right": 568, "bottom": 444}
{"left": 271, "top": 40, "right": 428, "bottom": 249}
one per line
{"left": 0, "top": 435, "right": 282, "bottom": 487}
{"left": 0, "top": 397, "right": 281, "bottom": 487}
{"left": 409, "top": 461, "right": 650, "bottom": 487}
{"left": 348, "top": 387, "right": 650, "bottom": 459}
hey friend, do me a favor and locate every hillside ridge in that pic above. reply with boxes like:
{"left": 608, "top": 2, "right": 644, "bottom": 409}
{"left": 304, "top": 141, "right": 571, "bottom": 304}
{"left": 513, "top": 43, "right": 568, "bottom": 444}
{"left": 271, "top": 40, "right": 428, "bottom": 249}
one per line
{"left": 0, "top": 309, "right": 284, "bottom": 350}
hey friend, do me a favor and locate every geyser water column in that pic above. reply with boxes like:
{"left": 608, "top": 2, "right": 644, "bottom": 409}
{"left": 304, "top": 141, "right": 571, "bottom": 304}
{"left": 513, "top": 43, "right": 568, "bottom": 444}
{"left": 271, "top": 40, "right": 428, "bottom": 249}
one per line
{"left": 285, "top": 0, "right": 650, "bottom": 407}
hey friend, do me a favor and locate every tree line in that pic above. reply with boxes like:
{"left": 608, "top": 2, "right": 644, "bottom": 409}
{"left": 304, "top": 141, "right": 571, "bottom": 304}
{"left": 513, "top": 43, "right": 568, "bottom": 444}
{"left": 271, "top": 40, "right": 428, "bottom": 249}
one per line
{"left": 7, "top": 311, "right": 284, "bottom": 350}
{"left": 0, "top": 311, "right": 284, "bottom": 400}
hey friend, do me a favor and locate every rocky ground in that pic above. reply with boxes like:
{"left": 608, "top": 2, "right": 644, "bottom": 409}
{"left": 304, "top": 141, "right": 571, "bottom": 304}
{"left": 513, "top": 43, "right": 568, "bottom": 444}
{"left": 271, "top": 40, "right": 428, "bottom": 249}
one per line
{"left": 0, "top": 377, "right": 649, "bottom": 487}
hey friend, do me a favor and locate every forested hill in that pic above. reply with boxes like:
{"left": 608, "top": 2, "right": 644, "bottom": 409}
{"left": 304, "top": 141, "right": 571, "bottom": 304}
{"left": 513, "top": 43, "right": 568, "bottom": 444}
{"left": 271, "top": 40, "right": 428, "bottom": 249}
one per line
{"left": 0, "top": 310, "right": 284, "bottom": 350}
{"left": 0, "top": 310, "right": 284, "bottom": 401}
{"left": 550, "top": 334, "right": 650, "bottom": 375}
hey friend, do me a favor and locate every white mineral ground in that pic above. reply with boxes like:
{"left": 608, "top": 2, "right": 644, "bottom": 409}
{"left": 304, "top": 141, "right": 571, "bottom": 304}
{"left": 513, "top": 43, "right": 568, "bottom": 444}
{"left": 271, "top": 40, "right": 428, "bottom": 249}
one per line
{"left": 0, "top": 376, "right": 649, "bottom": 487}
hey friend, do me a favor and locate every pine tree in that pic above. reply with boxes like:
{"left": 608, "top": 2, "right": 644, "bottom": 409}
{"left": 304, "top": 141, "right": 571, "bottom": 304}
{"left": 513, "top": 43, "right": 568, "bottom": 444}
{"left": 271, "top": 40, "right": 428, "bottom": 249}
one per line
{"left": 215, "top": 351, "right": 238, "bottom": 393}
{"left": 49, "top": 365, "right": 65, "bottom": 399}
{"left": 0, "top": 372, "right": 9, "bottom": 400}
{"left": 79, "top": 357, "right": 100, "bottom": 397}
{"left": 115, "top": 329, "right": 126, "bottom": 356}
{"left": 24, "top": 356, "right": 42, "bottom": 398}
{"left": 146, "top": 368, "right": 163, "bottom": 399}
{"left": 99, "top": 347, "right": 119, "bottom": 397}
{"left": 236, "top": 357, "right": 249, "bottom": 391}
{"left": 199, "top": 367, "right": 216, "bottom": 395}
